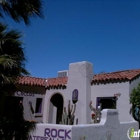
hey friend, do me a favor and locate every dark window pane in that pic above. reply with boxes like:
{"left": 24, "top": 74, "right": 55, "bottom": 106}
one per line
{"left": 35, "top": 98, "right": 42, "bottom": 113}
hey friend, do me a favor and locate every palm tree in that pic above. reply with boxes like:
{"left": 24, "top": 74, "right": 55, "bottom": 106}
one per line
{"left": 0, "top": 22, "right": 29, "bottom": 92}
{"left": 0, "top": 23, "right": 31, "bottom": 140}
{"left": 0, "top": 0, "right": 44, "bottom": 25}
{"left": 0, "top": 22, "right": 29, "bottom": 117}
{"left": 0, "top": 1, "right": 44, "bottom": 138}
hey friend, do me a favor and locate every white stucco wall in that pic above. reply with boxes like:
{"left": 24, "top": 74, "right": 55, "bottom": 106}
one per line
{"left": 91, "top": 81, "right": 134, "bottom": 122}
{"left": 43, "top": 89, "right": 66, "bottom": 123}
{"left": 66, "top": 61, "right": 93, "bottom": 124}
{"left": 29, "top": 109, "right": 139, "bottom": 140}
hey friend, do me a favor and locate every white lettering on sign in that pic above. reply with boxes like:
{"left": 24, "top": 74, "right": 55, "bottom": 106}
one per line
{"left": 107, "top": 112, "right": 118, "bottom": 115}
{"left": 15, "top": 91, "right": 35, "bottom": 97}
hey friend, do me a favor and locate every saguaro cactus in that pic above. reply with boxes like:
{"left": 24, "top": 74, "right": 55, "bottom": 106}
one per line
{"left": 62, "top": 100, "right": 76, "bottom": 125}
{"left": 89, "top": 101, "right": 101, "bottom": 123}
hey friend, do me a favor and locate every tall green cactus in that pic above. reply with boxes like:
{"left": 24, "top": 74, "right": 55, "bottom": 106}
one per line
{"left": 62, "top": 100, "right": 76, "bottom": 125}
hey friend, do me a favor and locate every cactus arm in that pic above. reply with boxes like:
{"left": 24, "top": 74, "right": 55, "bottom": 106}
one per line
{"left": 64, "top": 107, "right": 67, "bottom": 115}
{"left": 62, "top": 107, "right": 68, "bottom": 124}
{"left": 68, "top": 100, "right": 70, "bottom": 113}
{"left": 68, "top": 100, "right": 72, "bottom": 119}
{"left": 72, "top": 104, "right": 76, "bottom": 116}
{"left": 62, "top": 100, "right": 77, "bottom": 125}
{"left": 89, "top": 101, "right": 96, "bottom": 112}
{"left": 70, "top": 105, "right": 73, "bottom": 113}
{"left": 90, "top": 105, "right": 96, "bottom": 112}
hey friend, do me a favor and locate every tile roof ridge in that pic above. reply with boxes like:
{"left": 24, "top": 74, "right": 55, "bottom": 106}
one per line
{"left": 94, "top": 69, "right": 140, "bottom": 75}
{"left": 92, "top": 68, "right": 140, "bottom": 84}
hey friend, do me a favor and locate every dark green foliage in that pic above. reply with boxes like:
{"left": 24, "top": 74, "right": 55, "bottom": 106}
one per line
{"left": 0, "top": 97, "right": 36, "bottom": 140}
{"left": 0, "top": 119, "right": 36, "bottom": 140}
{"left": 130, "top": 83, "right": 140, "bottom": 106}
{"left": 130, "top": 83, "right": 140, "bottom": 122}
{"left": 0, "top": 0, "right": 44, "bottom": 25}
{"left": 0, "top": 23, "right": 29, "bottom": 91}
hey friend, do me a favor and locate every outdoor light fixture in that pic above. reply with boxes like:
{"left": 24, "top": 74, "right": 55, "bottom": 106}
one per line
{"left": 72, "top": 89, "right": 78, "bottom": 104}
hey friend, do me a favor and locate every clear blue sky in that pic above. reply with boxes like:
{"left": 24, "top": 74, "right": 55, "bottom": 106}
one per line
{"left": 2, "top": 0, "right": 140, "bottom": 78}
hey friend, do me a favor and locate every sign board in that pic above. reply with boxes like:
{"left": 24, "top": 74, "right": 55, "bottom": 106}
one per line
{"left": 72, "top": 89, "right": 78, "bottom": 104}
{"left": 14, "top": 91, "right": 44, "bottom": 97}
{"left": 29, "top": 124, "right": 72, "bottom": 140}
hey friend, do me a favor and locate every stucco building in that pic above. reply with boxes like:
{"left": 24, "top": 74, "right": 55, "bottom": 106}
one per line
{"left": 13, "top": 61, "right": 140, "bottom": 124}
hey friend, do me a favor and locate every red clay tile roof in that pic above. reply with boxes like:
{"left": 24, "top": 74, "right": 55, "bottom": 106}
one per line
{"left": 46, "top": 77, "right": 68, "bottom": 89}
{"left": 18, "top": 69, "right": 140, "bottom": 87}
{"left": 18, "top": 76, "right": 46, "bottom": 87}
{"left": 92, "top": 69, "right": 140, "bottom": 84}
{"left": 18, "top": 76, "right": 67, "bottom": 88}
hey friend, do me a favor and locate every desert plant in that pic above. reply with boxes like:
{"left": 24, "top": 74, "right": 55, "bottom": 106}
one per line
{"left": 89, "top": 101, "right": 101, "bottom": 123}
{"left": 62, "top": 100, "right": 76, "bottom": 125}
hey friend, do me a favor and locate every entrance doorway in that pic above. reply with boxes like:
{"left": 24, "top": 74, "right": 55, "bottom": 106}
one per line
{"left": 49, "top": 93, "right": 63, "bottom": 124}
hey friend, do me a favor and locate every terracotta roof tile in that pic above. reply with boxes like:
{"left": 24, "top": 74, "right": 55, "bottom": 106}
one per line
{"left": 18, "top": 76, "right": 68, "bottom": 88}
{"left": 46, "top": 77, "right": 68, "bottom": 89}
{"left": 18, "top": 76, "right": 46, "bottom": 87}
{"left": 17, "top": 69, "right": 140, "bottom": 87}
{"left": 92, "top": 69, "right": 140, "bottom": 84}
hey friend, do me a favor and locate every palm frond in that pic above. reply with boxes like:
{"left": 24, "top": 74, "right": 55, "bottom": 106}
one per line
{"left": 0, "top": 22, "right": 29, "bottom": 86}
{"left": 0, "top": 0, "right": 44, "bottom": 25}
{"left": 0, "top": 55, "right": 17, "bottom": 69}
